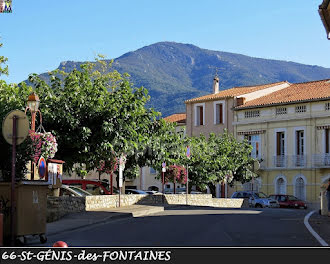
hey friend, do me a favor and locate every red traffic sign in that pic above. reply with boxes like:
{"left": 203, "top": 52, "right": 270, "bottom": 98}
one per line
{"left": 38, "top": 156, "right": 47, "bottom": 179}
{"left": 186, "top": 146, "right": 191, "bottom": 158}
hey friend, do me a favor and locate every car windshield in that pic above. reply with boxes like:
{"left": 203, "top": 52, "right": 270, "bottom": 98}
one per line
{"left": 69, "top": 186, "right": 91, "bottom": 196}
{"left": 288, "top": 195, "right": 299, "bottom": 201}
{"left": 254, "top": 192, "right": 268, "bottom": 198}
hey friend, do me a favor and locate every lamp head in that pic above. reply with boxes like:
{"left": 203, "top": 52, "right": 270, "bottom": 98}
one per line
{"left": 27, "top": 92, "right": 40, "bottom": 112}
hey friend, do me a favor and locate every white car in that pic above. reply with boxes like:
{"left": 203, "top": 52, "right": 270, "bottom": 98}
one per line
{"left": 59, "top": 184, "right": 92, "bottom": 197}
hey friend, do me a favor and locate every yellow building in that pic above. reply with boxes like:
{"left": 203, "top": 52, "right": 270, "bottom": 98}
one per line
{"left": 233, "top": 79, "right": 330, "bottom": 205}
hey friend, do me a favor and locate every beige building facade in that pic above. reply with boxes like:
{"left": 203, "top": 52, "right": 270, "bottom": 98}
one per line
{"left": 233, "top": 79, "right": 330, "bottom": 204}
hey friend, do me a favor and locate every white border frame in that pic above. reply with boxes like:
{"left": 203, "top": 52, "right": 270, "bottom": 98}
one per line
{"left": 213, "top": 100, "right": 226, "bottom": 125}
{"left": 293, "top": 126, "right": 306, "bottom": 156}
{"left": 274, "top": 174, "right": 287, "bottom": 194}
{"left": 293, "top": 174, "right": 307, "bottom": 200}
{"left": 194, "top": 103, "right": 205, "bottom": 126}
{"left": 274, "top": 128, "right": 287, "bottom": 157}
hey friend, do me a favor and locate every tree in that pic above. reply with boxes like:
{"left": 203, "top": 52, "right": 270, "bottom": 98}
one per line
{"left": 185, "top": 131, "right": 256, "bottom": 196}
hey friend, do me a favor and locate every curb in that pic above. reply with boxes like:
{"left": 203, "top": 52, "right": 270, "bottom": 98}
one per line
{"left": 304, "top": 210, "right": 329, "bottom": 247}
{"left": 46, "top": 212, "right": 133, "bottom": 237}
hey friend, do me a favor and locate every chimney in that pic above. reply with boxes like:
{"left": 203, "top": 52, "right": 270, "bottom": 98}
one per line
{"left": 213, "top": 76, "right": 219, "bottom": 94}
{"left": 236, "top": 97, "right": 246, "bottom": 106}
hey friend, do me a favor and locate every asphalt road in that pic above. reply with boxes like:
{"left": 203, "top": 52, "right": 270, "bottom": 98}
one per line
{"left": 31, "top": 206, "right": 320, "bottom": 247}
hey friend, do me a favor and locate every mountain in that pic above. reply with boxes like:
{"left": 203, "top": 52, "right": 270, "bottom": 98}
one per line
{"left": 36, "top": 42, "right": 330, "bottom": 117}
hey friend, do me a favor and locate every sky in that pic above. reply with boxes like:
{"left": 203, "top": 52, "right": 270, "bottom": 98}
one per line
{"left": 0, "top": 0, "right": 329, "bottom": 84}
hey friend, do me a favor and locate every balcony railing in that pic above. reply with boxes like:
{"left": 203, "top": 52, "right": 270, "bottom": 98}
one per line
{"left": 312, "top": 154, "right": 330, "bottom": 168}
{"left": 273, "top": 155, "right": 288, "bottom": 168}
{"left": 272, "top": 155, "right": 307, "bottom": 168}
{"left": 291, "top": 155, "right": 307, "bottom": 168}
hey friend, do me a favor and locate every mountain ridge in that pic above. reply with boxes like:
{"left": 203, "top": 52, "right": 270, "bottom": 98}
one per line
{"left": 37, "top": 41, "right": 330, "bottom": 117}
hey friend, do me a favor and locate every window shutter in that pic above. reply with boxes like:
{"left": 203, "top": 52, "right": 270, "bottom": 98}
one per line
{"left": 219, "top": 104, "right": 223, "bottom": 124}
{"left": 276, "top": 132, "right": 281, "bottom": 156}
{"left": 326, "top": 129, "right": 329, "bottom": 154}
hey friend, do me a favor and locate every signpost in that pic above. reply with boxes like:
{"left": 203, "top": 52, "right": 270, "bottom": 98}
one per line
{"left": 118, "top": 155, "right": 126, "bottom": 207}
{"left": 38, "top": 157, "right": 47, "bottom": 180}
{"left": 162, "top": 162, "right": 166, "bottom": 204}
{"left": 186, "top": 146, "right": 190, "bottom": 205}
{"left": 2, "top": 110, "right": 29, "bottom": 246}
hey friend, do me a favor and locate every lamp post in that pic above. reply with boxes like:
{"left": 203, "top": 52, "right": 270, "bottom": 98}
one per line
{"left": 25, "top": 92, "right": 40, "bottom": 180}
{"left": 26, "top": 92, "right": 40, "bottom": 132}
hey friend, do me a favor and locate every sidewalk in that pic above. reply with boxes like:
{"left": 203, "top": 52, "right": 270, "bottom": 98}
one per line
{"left": 308, "top": 211, "right": 330, "bottom": 246}
{"left": 46, "top": 205, "right": 166, "bottom": 237}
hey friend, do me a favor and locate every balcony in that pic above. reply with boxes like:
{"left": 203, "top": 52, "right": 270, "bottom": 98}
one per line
{"left": 273, "top": 155, "right": 288, "bottom": 168}
{"left": 272, "top": 155, "right": 307, "bottom": 168}
{"left": 291, "top": 155, "right": 307, "bottom": 168}
{"left": 312, "top": 154, "right": 330, "bottom": 168}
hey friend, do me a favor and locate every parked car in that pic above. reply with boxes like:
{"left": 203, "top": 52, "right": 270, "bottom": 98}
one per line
{"left": 59, "top": 184, "right": 92, "bottom": 197}
{"left": 125, "top": 189, "right": 148, "bottom": 194}
{"left": 231, "top": 191, "right": 279, "bottom": 208}
{"left": 268, "top": 194, "right": 307, "bottom": 209}
{"left": 62, "top": 179, "right": 119, "bottom": 195}
{"left": 145, "top": 190, "right": 160, "bottom": 195}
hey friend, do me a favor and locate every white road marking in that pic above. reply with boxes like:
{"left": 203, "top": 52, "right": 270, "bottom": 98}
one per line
{"left": 304, "top": 210, "right": 328, "bottom": 247}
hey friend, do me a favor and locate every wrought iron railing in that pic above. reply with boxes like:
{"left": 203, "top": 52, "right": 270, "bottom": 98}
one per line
{"left": 312, "top": 154, "right": 330, "bottom": 168}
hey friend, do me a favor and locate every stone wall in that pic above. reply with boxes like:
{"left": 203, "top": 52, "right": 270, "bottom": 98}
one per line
{"left": 47, "top": 196, "right": 86, "bottom": 222}
{"left": 47, "top": 194, "right": 247, "bottom": 222}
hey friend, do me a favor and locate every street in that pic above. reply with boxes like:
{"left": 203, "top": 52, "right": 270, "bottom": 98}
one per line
{"left": 29, "top": 206, "right": 320, "bottom": 247}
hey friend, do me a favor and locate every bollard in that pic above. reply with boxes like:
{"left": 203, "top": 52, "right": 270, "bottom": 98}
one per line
{"left": 0, "top": 202, "right": 3, "bottom": 247}
{"left": 53, "top": 241, "right": 68, "bottom": 247}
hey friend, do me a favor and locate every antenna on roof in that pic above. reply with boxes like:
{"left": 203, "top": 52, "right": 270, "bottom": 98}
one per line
{"left": 208, "top": 66, "right": 223, "bottom": 94}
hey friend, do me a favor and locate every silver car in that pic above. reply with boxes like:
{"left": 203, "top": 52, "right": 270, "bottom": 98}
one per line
{"left": 231, "top": 191, "right": 279, "bottom": 208}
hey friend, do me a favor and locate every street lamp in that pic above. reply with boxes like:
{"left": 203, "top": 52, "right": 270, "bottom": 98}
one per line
{"left": 26, "top": 92, "right": 40, "bottom": 132}
{"left": 25, "top": 92, "right": 41, "bottom": 180}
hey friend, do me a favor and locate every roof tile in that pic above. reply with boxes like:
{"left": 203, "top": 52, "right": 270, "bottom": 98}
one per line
{"left": 184, "top": 81, "right": 288, "bottom": 103}
{"left": 236, "top": 79, "right": 330, "bottom": 109}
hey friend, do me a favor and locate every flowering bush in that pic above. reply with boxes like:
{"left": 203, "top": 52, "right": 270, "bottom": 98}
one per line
{"left": 97, "top": 159, "right": 118, "bottom": 174}
{"left": 29, "top": 131, "right": 58, "bottom": 163}
{"left": 164, "top": 165, "right": 187, "bottom": 184}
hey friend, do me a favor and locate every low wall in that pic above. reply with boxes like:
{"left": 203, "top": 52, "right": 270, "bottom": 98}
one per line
{"left": 47, "top": 196, "right": 86, "bottom": 222}
{"left": 47, "top": 194, "right": 246, "bottom": 222}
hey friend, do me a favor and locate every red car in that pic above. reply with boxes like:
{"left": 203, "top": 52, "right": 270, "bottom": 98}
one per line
{"left": 268, "top": 194, "right": 307, "bottom": 209}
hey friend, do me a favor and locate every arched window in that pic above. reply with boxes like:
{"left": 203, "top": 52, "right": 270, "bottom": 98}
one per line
{"left": 276, "top": 177, "right": 286, "bottom": 194}
{"left": 295, "top": 177, "right": 306, "bottom": 200}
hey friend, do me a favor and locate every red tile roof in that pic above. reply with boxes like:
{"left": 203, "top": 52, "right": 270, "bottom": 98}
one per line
{"left": 163, "top": 113, "right": 186, "bottom": 124}
{"left": 236, "top": 79, "right": 330, "bottom": 109}
{"left": 184, "top": 81, "right": 289, "bottom": 103}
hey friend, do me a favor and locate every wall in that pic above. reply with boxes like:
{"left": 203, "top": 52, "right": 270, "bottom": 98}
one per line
{"left": 186, "top": 98, "right": 235, "bottom": 137}
{"left": 47, "top": 194, "right": 246, "bottom": 222}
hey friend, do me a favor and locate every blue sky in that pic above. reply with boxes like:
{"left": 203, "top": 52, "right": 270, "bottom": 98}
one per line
{"left": 0, "top": 0, "right": 329, "bottom": 83}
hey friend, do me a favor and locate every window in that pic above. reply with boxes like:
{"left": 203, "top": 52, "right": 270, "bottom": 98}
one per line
{"left": 276, "top": 107, "right": 287, "bottom": 115}
{"left": 295, "top": 105, "right": 306, "bottom": 113}
{"left": 244, "top": 110, "right": 260, "bottom": 118}
{"left": 295, "top": 130, "right": 305, "bottom": 167}
{"left": 275, "top": 131, "right": 285, "bottom": 167}
{"left": 325, "top": 102, "right": 330, "bottom": 111}
{"left": 215, "top": 103, "right": 223, "bottom": 124}
{"left": 326, "top": 129, "right": 329, "bottom": 154}
{"left": 246, "top": 134, "right": 261, "bottom": 159}
{"left": 276, "top": 178, "right": 286, "bottom": 194}
{"left": 194, "top": 104, "right": 205, "bottom": 126}
{"left": 295, "top": 177, "right": 305, "bottom": 200}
